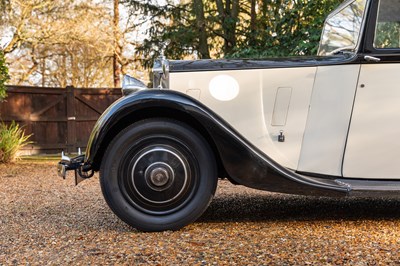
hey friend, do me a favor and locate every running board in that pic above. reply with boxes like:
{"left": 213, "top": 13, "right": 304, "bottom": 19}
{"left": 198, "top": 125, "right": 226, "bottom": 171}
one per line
{"left": 336, "top": 178, "right": 400, "bottom": 197}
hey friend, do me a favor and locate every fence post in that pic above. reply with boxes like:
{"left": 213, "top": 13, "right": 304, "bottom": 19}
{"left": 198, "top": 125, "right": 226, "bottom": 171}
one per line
{"left": 66, "top": 86, "right": 77, "bottom": 153}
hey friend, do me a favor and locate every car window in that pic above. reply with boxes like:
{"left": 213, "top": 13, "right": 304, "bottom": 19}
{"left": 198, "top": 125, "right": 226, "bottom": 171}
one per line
{"left": 318, "top": 0, "right": 367, "bottom": 56}
{"left": 374, "top": 0, "right": 400, "bottom": 49}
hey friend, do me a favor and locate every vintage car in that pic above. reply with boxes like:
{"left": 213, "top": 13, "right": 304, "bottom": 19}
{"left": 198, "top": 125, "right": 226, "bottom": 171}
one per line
{"left": 58, "top": 0, "right": 400, "bottom": 231}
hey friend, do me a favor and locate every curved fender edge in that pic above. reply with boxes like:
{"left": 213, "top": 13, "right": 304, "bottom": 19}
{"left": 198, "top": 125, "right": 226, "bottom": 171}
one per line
{"left": 85, "top": 89, "right": 349, "bottom": 197}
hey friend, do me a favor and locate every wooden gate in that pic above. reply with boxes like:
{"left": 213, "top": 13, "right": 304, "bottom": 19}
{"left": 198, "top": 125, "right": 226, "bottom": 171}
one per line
{"left": 0, "top": 85, "right": 122, "bottom": 155}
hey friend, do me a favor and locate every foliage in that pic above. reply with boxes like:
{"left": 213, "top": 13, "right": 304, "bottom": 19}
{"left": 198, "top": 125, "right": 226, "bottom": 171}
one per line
{"left": 374, "top": 22, "right": 400, "bottom": 49}
{"left": 229, "top": 1, "right": 343, "bottom": 58}
{"left": 124, "top": 0, "right": 343, "bottom": 65}
{"left": 1, "top": 0, "right": 345, "bottom": 85}
{"left": 0, "top": 50, "right": 9, "bottom": 101}
{"left": 0, "top": 121, "right": 32, "bottom": 163}
{"left": 2, "top": 0, "right": 119, "bottom": 87}
{"left": 123, "top": 1, "right": 203, "bottom": 68}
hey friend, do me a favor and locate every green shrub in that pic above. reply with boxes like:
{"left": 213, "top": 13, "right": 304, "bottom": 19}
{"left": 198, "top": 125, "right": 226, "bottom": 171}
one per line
{"left": 0, "top": 121, "right": 32, "bottom": 163}
{"left": 0, "top": 50, "right": 8, "bottom": 101}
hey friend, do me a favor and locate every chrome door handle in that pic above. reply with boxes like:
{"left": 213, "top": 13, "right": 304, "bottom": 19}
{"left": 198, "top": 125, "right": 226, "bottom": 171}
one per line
{"left": 364, "top": 55, "right": 381, "bottom": 62}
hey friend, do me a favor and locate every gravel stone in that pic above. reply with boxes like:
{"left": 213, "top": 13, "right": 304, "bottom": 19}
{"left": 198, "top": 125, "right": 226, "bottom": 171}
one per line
{"left": 1, "top": 161, "right": 400, "bottom": 265}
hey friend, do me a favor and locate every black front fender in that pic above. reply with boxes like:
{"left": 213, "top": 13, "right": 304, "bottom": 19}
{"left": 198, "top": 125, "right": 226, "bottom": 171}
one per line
{"left": 85, "top": 89, "right": 222, "bottom": 170}
{"left": 86, "top": 89, "right": 349, "bottom": 197}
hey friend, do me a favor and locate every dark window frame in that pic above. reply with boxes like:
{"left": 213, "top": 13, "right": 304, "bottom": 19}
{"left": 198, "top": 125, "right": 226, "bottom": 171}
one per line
{"left": 363, "top": 0, "right": 400, "bottom": 55}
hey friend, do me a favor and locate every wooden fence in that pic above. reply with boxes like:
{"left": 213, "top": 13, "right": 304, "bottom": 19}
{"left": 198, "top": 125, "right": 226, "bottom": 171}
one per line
{"left": 0, "top": 85, "right": 122, "bottom": 155}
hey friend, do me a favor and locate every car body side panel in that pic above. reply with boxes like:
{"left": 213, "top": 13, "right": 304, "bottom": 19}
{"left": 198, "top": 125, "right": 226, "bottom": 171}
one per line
{"left": 344, "top": 63, "right": 400, "bottom": 179}
{"left": 261, "top": 67, "right": 316, "bottom": 169}
{"left": 298, "top": 65, "right": 361, "bottom": 176}
{"left": 169, "top": 67, "right": 316, "bottom": 170}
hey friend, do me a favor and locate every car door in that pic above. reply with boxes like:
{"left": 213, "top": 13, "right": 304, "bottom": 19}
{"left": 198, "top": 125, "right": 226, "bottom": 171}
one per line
{"left": 343, "top": 0, "right": 400, "bottom": 179}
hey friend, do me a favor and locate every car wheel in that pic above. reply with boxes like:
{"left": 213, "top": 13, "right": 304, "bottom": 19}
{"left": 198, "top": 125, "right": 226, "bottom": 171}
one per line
{"left": 100, "top": 118, "right": 218, "bottom": 231}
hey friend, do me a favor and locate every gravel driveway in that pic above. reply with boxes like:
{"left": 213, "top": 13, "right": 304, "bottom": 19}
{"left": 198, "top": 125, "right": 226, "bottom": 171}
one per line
{"left": 1, "top": 161, "right": 400, "bottom": 265}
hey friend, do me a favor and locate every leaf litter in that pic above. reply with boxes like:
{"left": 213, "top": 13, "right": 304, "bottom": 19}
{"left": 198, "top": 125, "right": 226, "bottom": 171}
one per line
{"left": 1, "top": 162, "right": 400, "bottom": 265}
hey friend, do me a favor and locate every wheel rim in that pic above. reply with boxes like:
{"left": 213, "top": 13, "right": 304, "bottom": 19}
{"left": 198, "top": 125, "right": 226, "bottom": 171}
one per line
{"left": 119, "top": 139, "right": 198, "bottom": 215}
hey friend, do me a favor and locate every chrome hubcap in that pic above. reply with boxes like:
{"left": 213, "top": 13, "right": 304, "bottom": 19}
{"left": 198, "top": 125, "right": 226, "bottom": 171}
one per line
{"left": 128, "top": 146, "right": 190, "bottom": 207}
{"left": 145, "top": 162, "right": 175, "bottom": 191}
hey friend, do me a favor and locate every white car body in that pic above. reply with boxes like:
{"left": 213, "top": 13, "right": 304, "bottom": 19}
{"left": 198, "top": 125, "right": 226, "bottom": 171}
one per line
{"left": 169, "top": 0, "right": 400, "bottom": 180}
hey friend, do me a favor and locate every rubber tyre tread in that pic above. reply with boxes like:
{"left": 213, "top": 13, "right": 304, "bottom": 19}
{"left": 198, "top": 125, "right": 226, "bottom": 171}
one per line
{"left": 99, "top": 118, "right": 217, "bottom": 232}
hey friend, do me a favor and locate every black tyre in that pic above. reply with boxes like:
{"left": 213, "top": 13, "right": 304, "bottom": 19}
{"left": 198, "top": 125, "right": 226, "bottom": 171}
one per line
{"left": 100, "top": 118, "right": 218, "bottom": 231}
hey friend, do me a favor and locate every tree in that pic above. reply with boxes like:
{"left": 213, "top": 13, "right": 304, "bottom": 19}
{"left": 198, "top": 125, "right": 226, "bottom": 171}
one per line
{"left": 214, "top": 0, "right": 240, "bottom": 54}
{"left": 124, "top": 0, "right": 215, "bottom": 68}
{"left": 1, "top": 0, "right": 117, "bottom": 87}
{"left": 193, "top": 0, "right": 210, "bottom": 58}
{"left": 1, "top": 0, "right": 344, "bottom": 86}
{"left": 113, "top": 0, "right": 122, "bottom": 87}
{"left": 230, "top": 0, "right": 343, "bottom": 58}
{"left": 0, "top": 49, "right": 9, "bottom": 101}
{"left": 1, "top": 0, "right": 149, "bottom": 87}
{"left": 124, "top": 0, "right": 343, "bottom": 65}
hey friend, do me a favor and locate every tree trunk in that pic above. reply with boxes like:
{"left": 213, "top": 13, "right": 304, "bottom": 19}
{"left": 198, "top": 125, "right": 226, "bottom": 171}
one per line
{"left": 193, "top": 0, "right": 210, "bottom": 59}
{"left": 113, "top": 0, "right": 121, "bottom": 87}
{"left": 215, "top": 0, "right": 239, "bottom": 55}
{"left": 70, "top": 52, "right": 77, "bottom": 87}
{"left": 229, "top": 0, "right": 239, "bottom": 50}
{"left": 41, "top": 57, "right": 45, "bottom": 87}
{"left": 249, "top": 0, "right": 257, "bottom": 46}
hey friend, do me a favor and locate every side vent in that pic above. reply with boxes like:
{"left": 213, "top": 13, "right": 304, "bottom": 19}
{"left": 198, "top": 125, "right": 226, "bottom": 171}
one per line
{"left": 271, "top": 87, "right": 292, "bottom": 126}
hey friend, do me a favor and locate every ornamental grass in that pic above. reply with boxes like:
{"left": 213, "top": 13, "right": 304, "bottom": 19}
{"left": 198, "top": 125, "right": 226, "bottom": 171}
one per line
{"left": 0, "top": 121, "right": 32, "bottom": 163}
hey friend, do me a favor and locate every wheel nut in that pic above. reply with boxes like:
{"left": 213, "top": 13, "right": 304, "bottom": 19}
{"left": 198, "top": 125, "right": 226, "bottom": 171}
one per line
{"left": 150, "top": 168, "right": 169, "bottom": 187}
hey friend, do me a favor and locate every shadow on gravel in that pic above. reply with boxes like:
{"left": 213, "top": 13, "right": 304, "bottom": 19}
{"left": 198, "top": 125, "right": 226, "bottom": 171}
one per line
{"left": 199, "top": 194, "right": 400, "bottom": 223}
